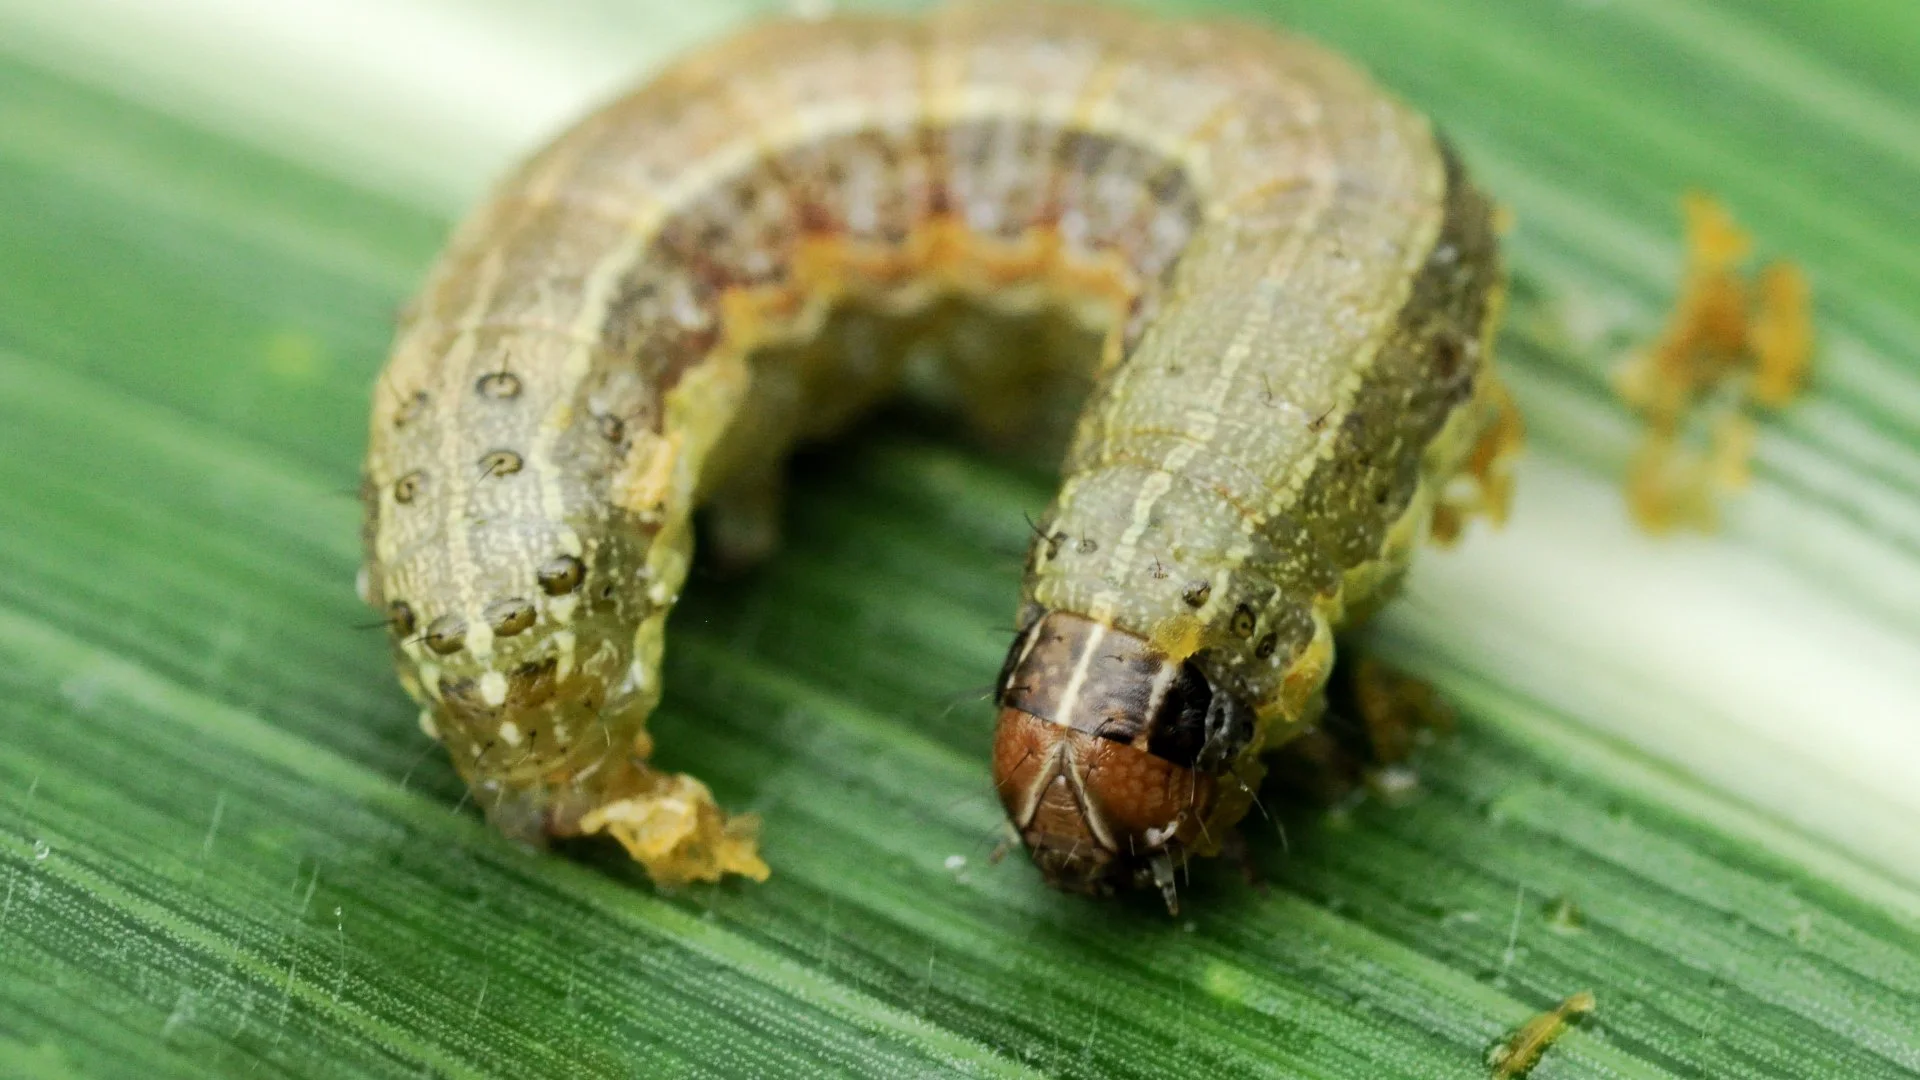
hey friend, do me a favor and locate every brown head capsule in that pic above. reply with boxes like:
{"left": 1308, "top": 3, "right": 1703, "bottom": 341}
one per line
{"left": 992, "top": 611, "right": 1255, "bottom": 914}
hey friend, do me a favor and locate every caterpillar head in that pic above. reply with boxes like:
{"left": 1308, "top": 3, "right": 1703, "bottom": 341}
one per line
{"left": 991, "top": 610, "right": 1256, "bottom": 914}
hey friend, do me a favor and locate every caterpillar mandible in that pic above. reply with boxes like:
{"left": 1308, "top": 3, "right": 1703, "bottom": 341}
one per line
{"left": 359, "top": 1, "right": 1521, "bottom": 904}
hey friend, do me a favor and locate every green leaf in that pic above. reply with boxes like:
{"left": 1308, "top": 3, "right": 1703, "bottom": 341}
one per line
{"left": 3, "top": 1, "right": 1918, "bottom": 1077}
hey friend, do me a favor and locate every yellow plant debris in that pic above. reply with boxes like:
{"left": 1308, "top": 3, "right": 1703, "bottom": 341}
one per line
{"left": 1614, "top": 194, "right": 1814, "bottom": 532}
{"left": 1487, "top": 990, "right": 1597, "bottom": 1078}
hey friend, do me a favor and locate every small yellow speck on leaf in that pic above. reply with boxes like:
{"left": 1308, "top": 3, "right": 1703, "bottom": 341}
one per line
{"left": 1749, "top": 263, "right": 1814, "bottom": 408}
{"left": 263, "top": 330, "right": 324, "bottom": 380}
{"left": 1615, "top": 194, "right": 1815, "bottom": 532}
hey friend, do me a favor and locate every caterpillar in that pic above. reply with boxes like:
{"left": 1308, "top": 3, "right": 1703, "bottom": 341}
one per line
{"left": 359, "top": 1, "right": 1520, "bottom": 904}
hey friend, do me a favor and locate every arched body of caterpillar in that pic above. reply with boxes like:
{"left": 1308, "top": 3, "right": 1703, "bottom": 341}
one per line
{"left": 359, "top": 2, "right": 1520, "bottom": 898}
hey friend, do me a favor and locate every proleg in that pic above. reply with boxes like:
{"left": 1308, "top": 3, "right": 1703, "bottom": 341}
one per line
{"left": 358, "top": 2, "right": 1518, "bottom": 898}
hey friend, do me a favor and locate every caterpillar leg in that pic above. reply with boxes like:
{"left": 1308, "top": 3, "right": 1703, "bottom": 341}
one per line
{"left": 1267, "top": 655, "right": 1454, "bottom": 807}
{"left": 468, "top": 721, "right": 768, "bottom": 886}
{"left": 1218, "top": 830, "right": 1272, "bottom": 896}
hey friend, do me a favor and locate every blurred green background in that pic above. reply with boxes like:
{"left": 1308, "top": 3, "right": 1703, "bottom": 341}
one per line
{"left": 2, "top": 1, "right": 1918, "bottom": 1076}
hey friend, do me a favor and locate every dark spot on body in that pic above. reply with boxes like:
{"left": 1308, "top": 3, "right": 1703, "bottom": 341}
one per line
{"left": 393, "top": 471, "right": 423, "bottom": 504}
{"left": 1076, "top": 537, "right": 1099, "bottom": 554}
{"left": 1230, "top": 604, "right": 1257, "bottom": 639}
{"left": 438, "top": 674, "right": 480, "bottom": 708}
{"left": 1144, "top": 661, "right": 1215, "bottom": 768}
{"left": 1146, "top": 163, "right": 1188, "bottom": 206}
{"left": 387, "top": 600, "right": 416, "bottom": 637}
{"left": 509, "top": 657, "right": 559, "bottom": 708}
{"left": 926, "top": 172, "right": 953, "bottom": 217}
{"left": 424, "top": 615, "right": 467, "bottom": 655}
{"left": 537, "top": 555, "right": 585, "bottom": 595}
{"left": 476, "top": 371, "right": 522, "bottom": 399}
{"left": 1432, "top": 334, "right": 1466, "bottom": 380}
{"left": 795, "top": 197, "right": 837, "bottom": 235}
{"left": 597, "top": 413, "right": 625, "bottom": 443}
{"left": 486, "top": 597, "right": 537, "bottom": 637}
{"left": 393, "top": 389, "right": 428, "bottom": 427}
{"left": 1181, "top": 581, "right": 1212, "bottom": 608}
{"left": 480, "top": 449, "right": 523, "bottom": 478}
